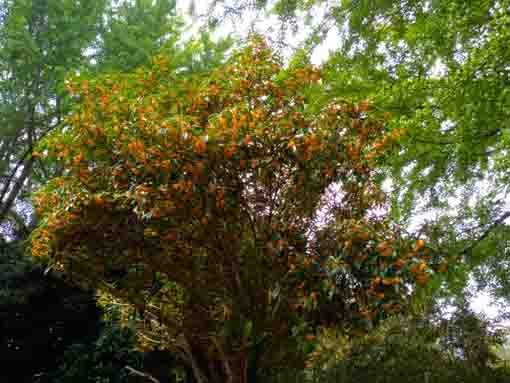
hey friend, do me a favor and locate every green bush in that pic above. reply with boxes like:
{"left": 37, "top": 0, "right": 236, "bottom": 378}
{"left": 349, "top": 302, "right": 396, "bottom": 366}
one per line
{"left": 42, "top": 321, "right": 144, "bottom": 383}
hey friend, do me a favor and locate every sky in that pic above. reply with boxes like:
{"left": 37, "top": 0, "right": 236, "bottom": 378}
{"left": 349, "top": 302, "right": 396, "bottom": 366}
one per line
{"left": 176, "top": 0, "right": 340, "bottom": 64}
{"left": 174, "top": 0, "right": 508, "bottom": 323}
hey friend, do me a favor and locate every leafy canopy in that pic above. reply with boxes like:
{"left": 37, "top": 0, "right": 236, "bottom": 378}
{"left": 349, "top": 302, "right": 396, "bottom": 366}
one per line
{"left": 205, "top": 0, "right": 510, "bottom": 303}
{"left": 31, "top": 37, "right": 444, "bottom": 381}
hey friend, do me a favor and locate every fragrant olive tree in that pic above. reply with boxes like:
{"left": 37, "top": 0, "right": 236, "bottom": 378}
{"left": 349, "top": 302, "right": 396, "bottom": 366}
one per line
{"left": 31, "top": 37, "right": 442, "bottom": 383}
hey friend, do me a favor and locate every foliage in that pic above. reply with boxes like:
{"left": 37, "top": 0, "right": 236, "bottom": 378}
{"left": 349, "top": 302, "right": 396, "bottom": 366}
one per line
{"left": 300, "top": 305, "right": 510, "bottom": 383}
{"left": 0, "top": 243, "right": 36, "bottom": 305}
{"left": 30, "top": 36, "right": 446, "bottom": 382}
{"left": 0, "top": 2, "right": 229, "bottom": 381}
{"left": 0, "top": 250, "right": 187, "bottom": 383}
{"left": 438, "top": 300, "right": 506, "bottom": 371}
{"left": 41, "top": 316, "right": 144, "bottom": 383}
{"left": 0, "top": 0, "right": 230, "bottom": 247}
{"left": 0, "top": 251, "right": 102, "bottom": 383}
{"left": 206, "top": 0, "right": 510, "bottom": 304}
{"left": 0, "top": 0, "right": 108, "bottom": 240}
{"left": 0, "top": 1, "right": 507, "bottom": 382}
{"left": 92, "top": 0, "right": 182, "bottom": 72}
{"left": 318, "top": 0, "right": 510, "bottom": 304}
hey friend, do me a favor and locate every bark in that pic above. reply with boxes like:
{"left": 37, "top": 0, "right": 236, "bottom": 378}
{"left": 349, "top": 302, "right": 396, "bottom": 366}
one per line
{"left": 229, "top": 348, "right": 249, "bottom": 383}
{"left": 0, "top": 156, "right": 35, "bottom": 223}
{"left": 209, "top": 335, "right": 250, "bottom": 383}
{"left": 174, "top": 334, "right": 208, "bottom": 383}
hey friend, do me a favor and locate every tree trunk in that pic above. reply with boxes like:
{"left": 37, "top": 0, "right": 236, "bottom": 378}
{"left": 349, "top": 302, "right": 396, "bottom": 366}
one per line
{"left": 224, "top": 349, "right": 248, "bottom": 383}
{"left": 0, "top": 157, "right": 35, "bottom": 223}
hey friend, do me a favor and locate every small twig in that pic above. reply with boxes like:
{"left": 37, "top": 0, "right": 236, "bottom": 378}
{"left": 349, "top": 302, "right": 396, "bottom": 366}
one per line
{"left": 125, "top": 365, "right": 160, "bottom": 383}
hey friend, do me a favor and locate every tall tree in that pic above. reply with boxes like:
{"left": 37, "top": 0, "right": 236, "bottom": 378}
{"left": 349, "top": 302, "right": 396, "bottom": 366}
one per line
{"left": 31, "top": 38, "right": 443, "bottom": 383}
{"left": 318, "top": 0, "right": 510, "bottom": 300}
{"left": 92, "top": 0, "right": 181, "bottom": 72}
{"left": 208, "top": 0, "right": 510, "bottom": 301}
{"left": 0, "top": 0, "right": 107, "bottom": 242}
{"left": 0, "top": 0, "right": 224, "bottom": 245}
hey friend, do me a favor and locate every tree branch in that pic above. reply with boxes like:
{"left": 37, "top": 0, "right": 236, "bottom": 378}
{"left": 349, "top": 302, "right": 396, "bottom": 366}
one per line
{"left": 124, "top": 365, "right": 160, "bottom": 383}
{"left": 462, "top": 211, "right": 510, "bottom": 258}
{"left": 0, "top": 156, "right": 35, "bottom": 223}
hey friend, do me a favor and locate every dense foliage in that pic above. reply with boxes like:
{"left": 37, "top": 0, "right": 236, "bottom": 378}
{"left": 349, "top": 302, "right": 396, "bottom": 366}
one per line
{"left": 0, "top": 0, "right": 230, "bottom": 244}
{"left": 1, "top": 1, "right": 510, "bottom": 382}
{"left": 0, "top": 251, "right": 102, "bottom": 382}
{"left": 208, "top": 0, "right": 510, "bottom": 302}
{"left": 304, "top": 310, "right": 510, "bottom": 383}
{"left": 29, "top": 37, "right": 449, "bottom": 382}
{"left": 41, "top": 316, "right": 144, "bottom": 383}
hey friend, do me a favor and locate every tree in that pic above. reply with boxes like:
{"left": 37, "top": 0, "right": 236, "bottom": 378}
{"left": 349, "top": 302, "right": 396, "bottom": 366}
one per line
{"left": 317, "top": 0, "right": 510, "bottom": 304}
{"left": 92, "top": 0, "right": 182, "bottom": 72}
{"left": 205, "top": 0, "right": 510, "bottom": 304}
{"left": 303, "top": 310, "right": 509, "bottom": 383}
{"left": 0, "top": 1, "right": 229, "bottom": 380}
{"left": 0, "top": 0, "right": 107, "bottom": 242}
{"left": 0, "top": 0, "right": 228, "bottom": 245}
{"left": 31, "top": 37, "right": 442, "bottom": 383}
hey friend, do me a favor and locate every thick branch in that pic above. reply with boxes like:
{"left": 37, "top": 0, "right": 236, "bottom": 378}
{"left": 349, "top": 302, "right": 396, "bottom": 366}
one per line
{"left": 0, "top": 157, "right": 35, "bottom": 223}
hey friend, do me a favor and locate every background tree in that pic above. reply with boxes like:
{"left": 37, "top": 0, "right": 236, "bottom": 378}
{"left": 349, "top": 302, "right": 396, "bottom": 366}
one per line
{"left": 0, "top": 249, "right": 103, "bottom": 383}
{"left": 301, "top": 295, "right": 509, "bottom": 383}
{"left": 205, "top": 0, "right": 510, "bottom": 309}
{"left": 0, "top": 0, "right": 230, "bottom": 244}
{"left": 0, "top": 0, "right": 106, "bottom": 242}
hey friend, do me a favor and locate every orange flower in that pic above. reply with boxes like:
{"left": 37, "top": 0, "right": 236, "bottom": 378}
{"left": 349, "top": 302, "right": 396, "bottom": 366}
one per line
{"left": 391, "top": 129, "right": 402, "bottom": 140}
{"left": 150, "top": 207, "right": 161, "bottom": 219}
{"left": 216, "top": 195, "right": 225, "bottom": 209}
{"left": 194, "top": 137, "right": 207, "bottom": 153}
{"left": 94, "top": 196, "right": 105, "bottom": 206}
{"left": 374, "top": 141, "right": 384, "bottom": 150}
{"left": 415, "top": 239, "right": 425, "bottom": 250}
{"left": 358, "top": 231, "right": 370, "bottom": 240}
{"left": 382, "top": 277, "right": 400, "bottom": 286}
{"left": 163, "top": 231, "right": 178, "bottom": 241}
{"left": 73, "top": 152, "right": 84, "bottom": 165}
{"left": 393, "top": 258, "right": 407, "bottom": 269}
{"left": 243, "top": 135, "right": 252, "bottom": 145}
{"left": 416, "top": 273, "right": 430, "bottom": 285}
{"left": 379, "top": 247, "right": 393, "bottom": 257}
{"left": 358, "top": 100, "right": 370, "bottom": 112}
{"left": 365, "top": 150, "right": 377, "bottom": 161}
{"left": 224, "top": 145, "right": 237, "bottom": 159}
{"left": 374, "top": 291, "right": 385, "bottom": 300}
{"left": 219, "top": 116, "right": 228, "bottom": 131}
{"left": 410, "top": 262, "right": 427, "bottom": 273}
{"left": 304, "top": 334, "right": 316, "bottom": 342}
